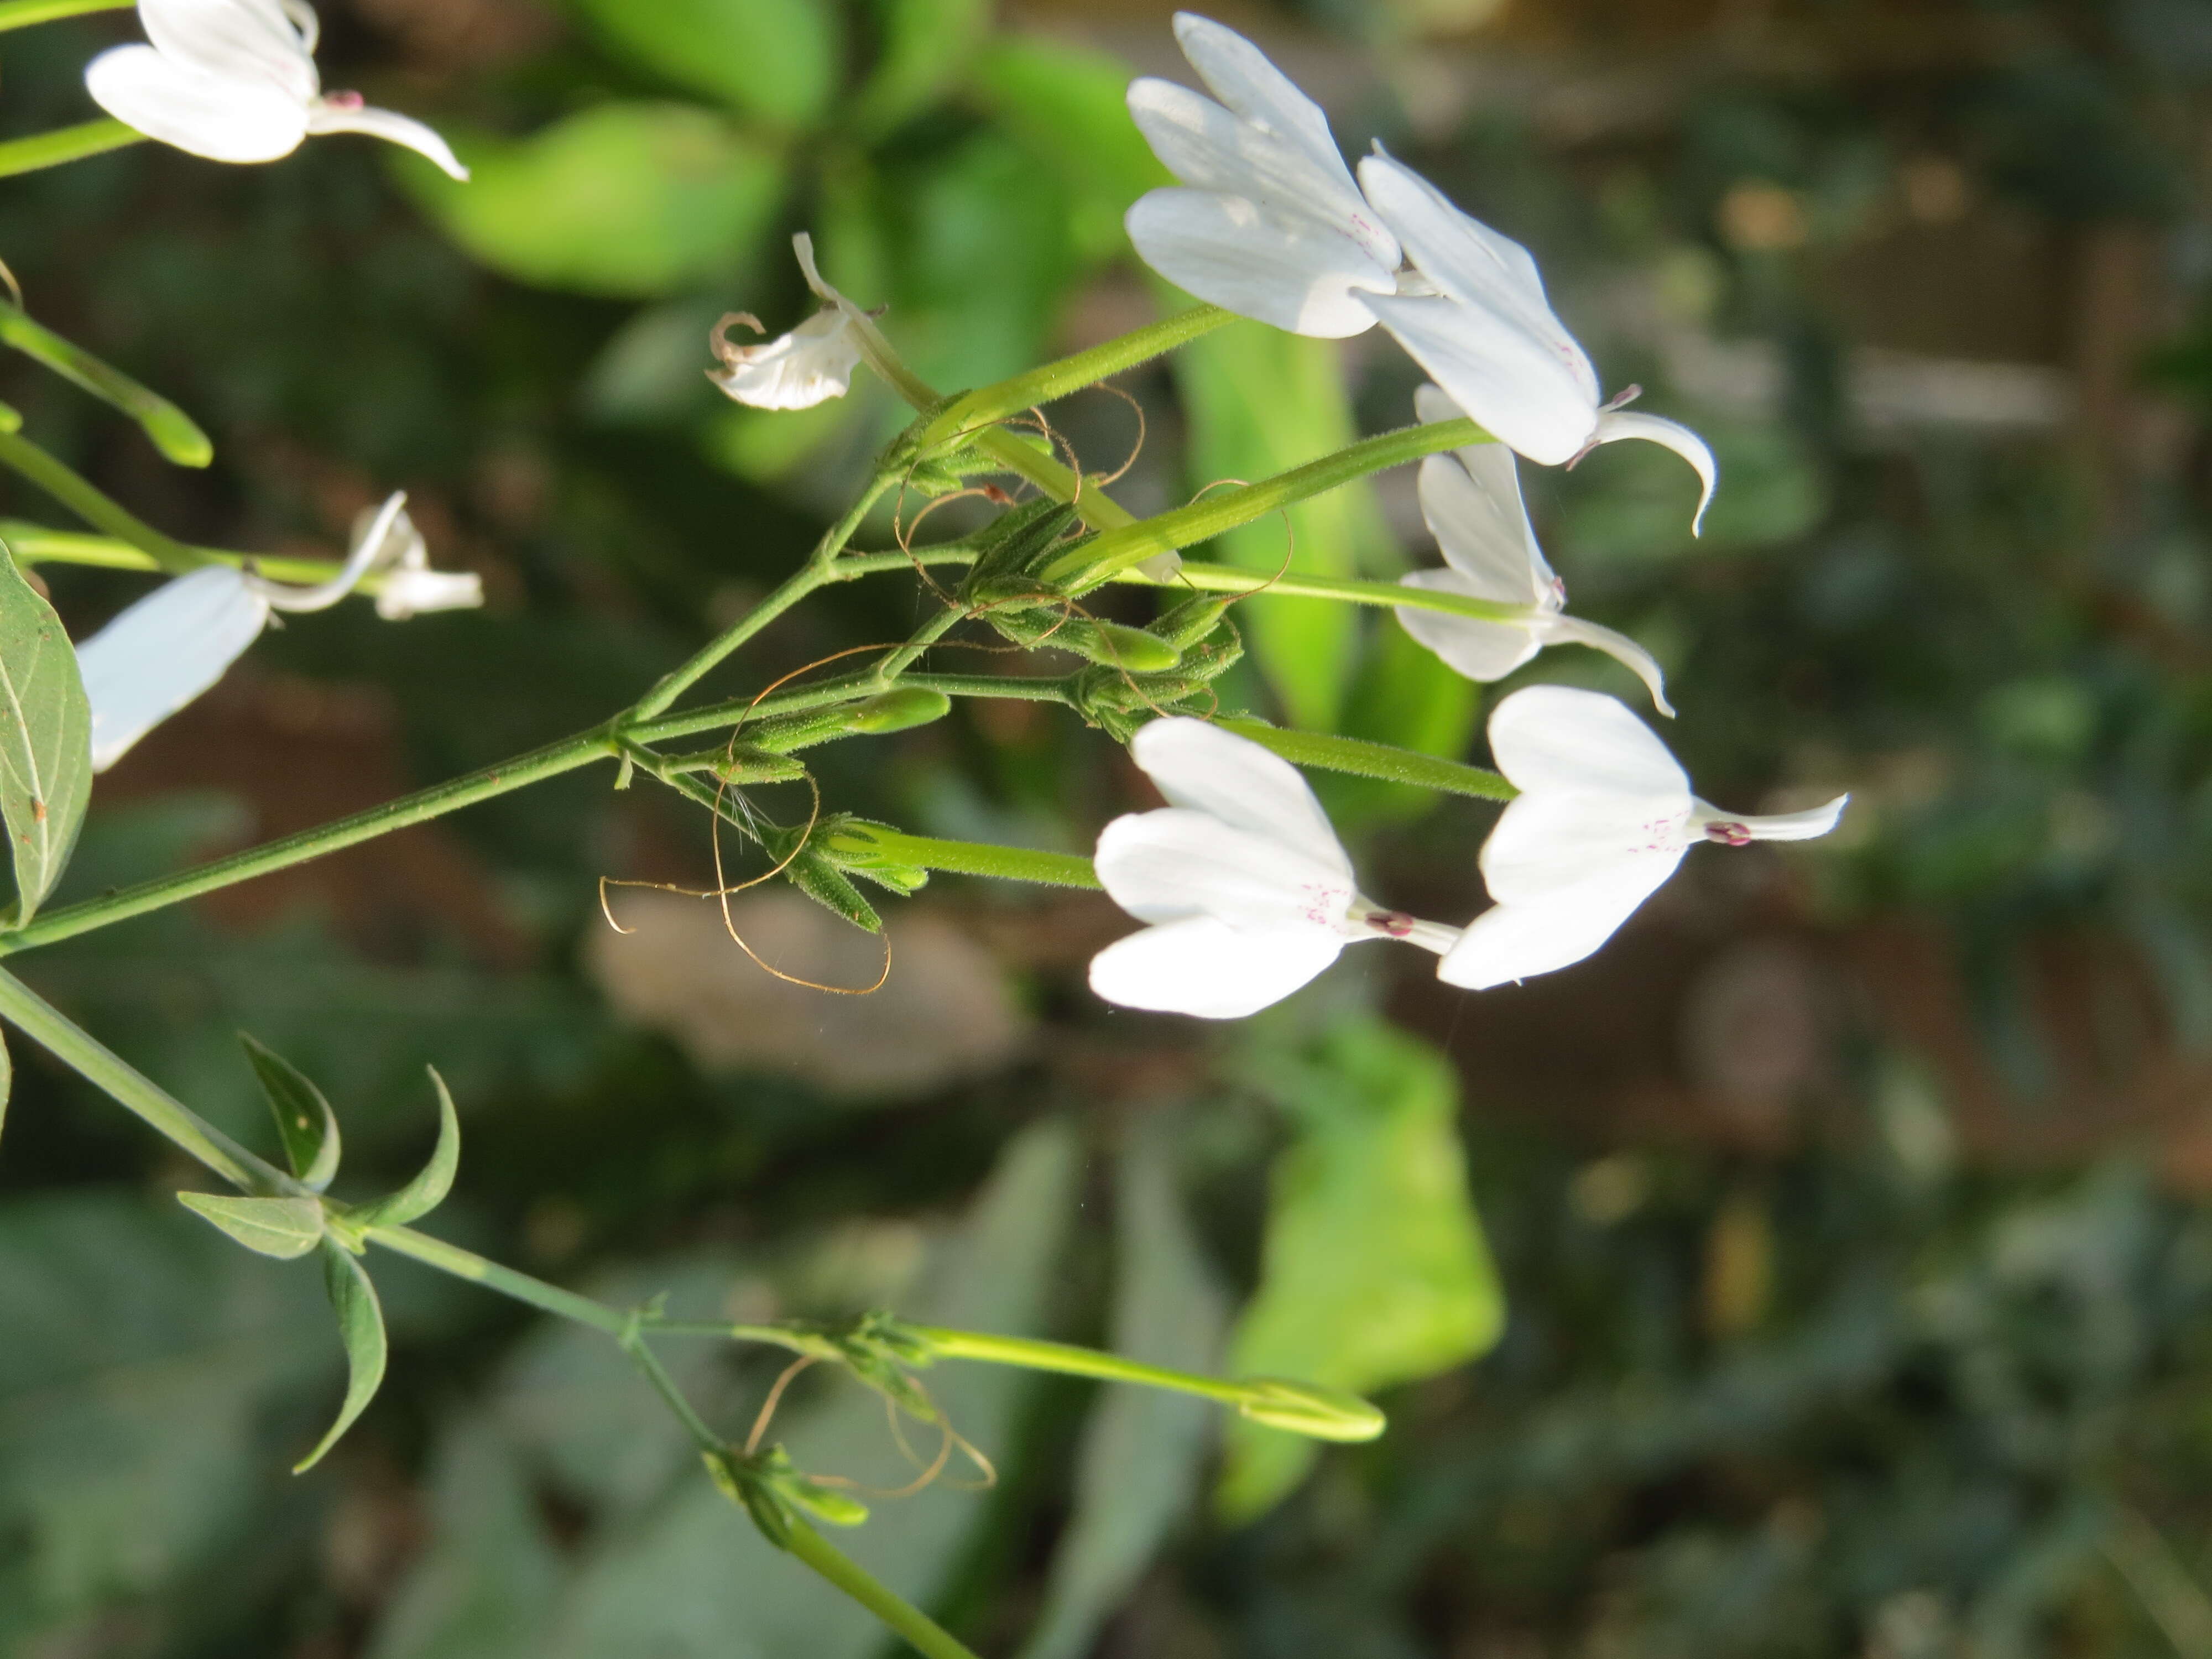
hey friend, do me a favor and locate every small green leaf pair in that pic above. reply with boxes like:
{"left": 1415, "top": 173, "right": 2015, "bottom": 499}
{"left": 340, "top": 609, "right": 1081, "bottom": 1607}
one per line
{"left": 703, "top": 1443, "right": 870, "bottom": 1550}
{"left": 175, "top": 1034, "right": 464, "bottom": 1473}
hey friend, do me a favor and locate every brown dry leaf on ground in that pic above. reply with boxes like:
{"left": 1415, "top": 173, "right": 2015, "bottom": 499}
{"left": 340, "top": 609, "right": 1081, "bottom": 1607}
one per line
{"left": 584, "top": 889, "right": 1032, "bottom": 1100}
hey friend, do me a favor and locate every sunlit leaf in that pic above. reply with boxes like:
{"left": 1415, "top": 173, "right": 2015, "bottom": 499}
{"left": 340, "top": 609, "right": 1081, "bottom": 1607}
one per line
{"left": 176, "top": 1192, "right": 325, "bottom": 1260}
{"left": 0, "top": 548, "right": 91, "bottom": 927}
{"left": 295, "top": 1238, "right": 389, "bottom": 1473}
{"left": 239, "top": 1032, "right": 341, "bottom": 1193}
{"left": 853, "top": 0, "right": 991, "bottom": 138}
{"left": 975, "top": 37, "right": 1172, "bottom": 263}
{"left": 353, "top": 1067, "right": 461, "bottom": 1230}
{"left": 570, "top": 0, "right": 843, "bottom": 129}
{"left": 398, "top": 107, "right": 785, "bottom": 300}
{"left": 1217, "top": 1015, "right": 1504, "bottom": 1522}
{"left": 0, "top": 300, "right": 212, "bottom": 468}
{"left": 1021, "top": 1118, "right": 1227, "bottom": 1659}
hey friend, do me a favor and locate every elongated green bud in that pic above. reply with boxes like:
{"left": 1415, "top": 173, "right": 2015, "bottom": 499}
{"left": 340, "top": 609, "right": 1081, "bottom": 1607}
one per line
{"left": 1079, "top": 620, "right": 1181, "bottom": 674}
{"left": 1150, "top": 593, "right": 1234, "bottom": 650}
{"left": 789, "top": 1481, "right": 870, "bottom": 1528}
{"left": 842, "top": 688, "right": 952, "bottom": 734}
{"left": 1233, "top": 1377, "right": 1387, "bottom": 1442}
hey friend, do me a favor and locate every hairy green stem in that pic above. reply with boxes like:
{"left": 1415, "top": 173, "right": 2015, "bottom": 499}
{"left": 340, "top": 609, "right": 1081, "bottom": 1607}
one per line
{"left": 0, "top": 118, "right": 143, "bottom": 177}
{"left": 0, "top": 965, "right": 294, "bottom": 1193}
{"left": 917, "top": 306, "right": 1232, "bottom": 450}
{"left": 0, "top": 301, "right": 212, "bottom": 466}
{"left": 0, "top": 729, "right": 619, "bottom": 954}
{"left": 1223, "top": 719, "right": 1515, "bottom": 801}
{"left": 0, "top": 0, "right": 134, "bottom": 27}
{"left": 1146, "top": 558, "right": 1529, "bottom": 624}
{"left": 782, "top": 1524, "right": 985, "bottom": 1659}
{"left": 362, "top": 1222, "right": 629, "bottom": 1334}
{"left": 0, "top": 430, "right": 204, "bottom": 572}
{"left": 912, "top": 1325, "right": 1246, "bottom": 1405}
{"left": 824, "top": 824, "right": 1100, "bottom": 889}
{"left": 1044, "top": 417, "right": 1489, "bottom": 586}
{"left": 869, "top": 603, "right": 967, "bottom": 684}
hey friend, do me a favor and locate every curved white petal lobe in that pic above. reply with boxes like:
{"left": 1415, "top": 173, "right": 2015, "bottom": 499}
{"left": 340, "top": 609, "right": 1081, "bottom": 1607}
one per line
{"left": 1417, "top": 448, "right": 1551, "bottom": 604}
{"left": 1395, "top": 570, "right": 1540, "bottom": 682}
{"left": 1128, "top": 717, "right": 1351, "bottom": 879}
{"left": 1170, "top": 12, "right": 1352, "bottom": 192}
{"left": 1477, "top": 784, "right": 1690, "bottom": 905}
{"left": 1593, "top": 410, "right": 1717, "bottom": 536}
{"left": 1095, "top": 809, "right": 1357, "bottom": 934}
{"left": 1363, "top": 290, "right": 1596, "bottom": 465}
{"left": 88, "top": 43, "right": 309, "bottom": 162}
{"left": 1437, "top": 863, "right": 1672, "bottom": 989}
{"left": 709, "top": 307, "right": 861, "bottom": 410}
{"left": 139, "top": 0, "right": 317, "bottom": 101}
{"left": 304, "top": 99, "right": 468, "bottom": 179}
{"left": 1487, "top": 684, "right": 1688, "bottom": 799}
{"left": 1535, "top": 614, "right": 1675, "bottom": 717}
{"left": 1090, "top": 914, "right": 1345, "bottom": 1019}
{"left": 1125, "top": 189, "right": 1388, "bottom": 338}
{"left": 79, "top": 567, "right": 270, "bottom": 771}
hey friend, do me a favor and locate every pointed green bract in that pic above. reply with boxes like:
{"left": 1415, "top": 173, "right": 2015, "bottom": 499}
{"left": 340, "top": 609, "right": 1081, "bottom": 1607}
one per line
{"left": 177, "top": 1192, "right": 325, "bottom": 1260}
{"left": 0, "top": 301, "right": 212, "bottom": 467}
{"left": 239, "top": 1034, "right": 342, "bottom": 1193}
{"left": 296, "top": 1237, "right": 389, "bottom": 1473}
{"left": 0, "top": 547, "right": 91, "bottom": 927}
{"left": 354, "top": 1067, "right": 460, "bottom": 1229}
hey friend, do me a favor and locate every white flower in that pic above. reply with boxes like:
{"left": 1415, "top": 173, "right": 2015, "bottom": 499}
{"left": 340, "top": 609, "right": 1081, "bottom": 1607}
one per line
{"left": 1354, "top": 154, "right": 1715, "bottom": 530}
{"left": 85, "top": 0, "right": 468, "bottom": 180}
{"left": 353, "top": 495, "right": 482, "bottom": 620}
{"left": 1396, "top": 384, "right": 1674, "bottom": 715}
{"left": 79, "top": 492, "right": 471, "bottom": 770}
{"left": 708, "top": 233, "right": 865, "bottom": 410}
{"left": 1089, "top": 717, "right": 1458, "bottom": 1018}
{"left": 1123, "top": 12, "right": 1400, "bottom": 337}
{"left": 1437, "top": 686, "right": 1846, "bottom": 990}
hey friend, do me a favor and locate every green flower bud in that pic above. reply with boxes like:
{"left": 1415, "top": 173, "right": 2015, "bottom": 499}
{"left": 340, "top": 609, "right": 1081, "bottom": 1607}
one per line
{"left": 1233, "top": 1378, "right": 1387, "bottom": 1442}
{"left": 842, "top": 688, "right": 953, "bottom": 735}
{"left": 1150, "top": 594, "right": 1234, "bottom": 650}
{"left": 1078, "top": 620, "right": 1182, "bottom": 674}
{"left": 788, "top": 1480, "right": 870, "bottom": 1528}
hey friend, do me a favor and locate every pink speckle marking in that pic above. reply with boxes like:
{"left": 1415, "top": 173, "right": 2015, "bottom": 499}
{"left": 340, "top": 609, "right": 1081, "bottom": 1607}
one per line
{"left": 324, "top": 90, "right": 365, "bottom": 111}
{"left": 1703, "top": 821, "right": 1752, "bottom": 847}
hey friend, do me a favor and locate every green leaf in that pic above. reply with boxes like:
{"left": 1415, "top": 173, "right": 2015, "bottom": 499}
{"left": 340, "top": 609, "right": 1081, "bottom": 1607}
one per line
{"left": 176, "top": 1192, "right": 325, "bottom": 1260}
{"left": 1173, "top": 321, "right": 1390, "bottom": 730}
{"left": 853, "top": 0, "right": 991, "bottom": 138}
{"left": 354, "top": 1067, "right": 461, "bottom": 1230}
{"left": 0, "top": 547, "right": 91, "bottom": 927}
{"left": 239, "top": 1032, "right": 341, "bottom": 1193}
{"left": 570, "top": 0, "right": 843, "bottom": 129}
{"left": 1217, "top": 1015, "right": 1505, "bottom": 1523}
{"left": 1021, "top": 1118, "right": 1228, "bottom": 1659}
{"left": 295, "top": 1237, "right": 389, "bottom": 1473}
{"left": 398, "top": 106, "right": 785, "bottom": 299}
{"left": 0, "top": 300, "right": 212, "bottom": 467}
{"left": 975, "top": 38, "right": 1172, "bottom": 264}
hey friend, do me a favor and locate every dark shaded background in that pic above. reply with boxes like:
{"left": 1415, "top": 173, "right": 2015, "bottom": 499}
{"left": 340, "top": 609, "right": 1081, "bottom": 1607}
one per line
{"left": 11, "top": 1, "right": 2212, "bottom": 1655}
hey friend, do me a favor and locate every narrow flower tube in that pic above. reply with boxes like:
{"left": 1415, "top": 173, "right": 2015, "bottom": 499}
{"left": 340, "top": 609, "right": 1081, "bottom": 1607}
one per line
{"left": 86, "top": 0, "right": 468, "bottom": 179}
{"left": 1090, "top": 717, "right": 1458, "bottom": 1018}
{"left": 1437, "top": 686, "right": 1846, "bottom": 990}
{"left": 1395, "top": 385, "right": 1674, "bottom": 714}
{"left": 1123, "top": 12, "right": 1399, "bottom": 337}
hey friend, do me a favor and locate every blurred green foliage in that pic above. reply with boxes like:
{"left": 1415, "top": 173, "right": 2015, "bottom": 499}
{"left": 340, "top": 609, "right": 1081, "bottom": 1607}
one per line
{"left": 9, "top": 0, "right": 2212, "bottom": 1656}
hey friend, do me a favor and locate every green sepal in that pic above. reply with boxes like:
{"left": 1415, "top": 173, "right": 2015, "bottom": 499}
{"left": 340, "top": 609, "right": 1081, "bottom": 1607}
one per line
{"left": 841, "top": 687, "right": 952, "bottom": 735}
{"left": 957, "top": 498, "right": 1079, "bottom": 599}
{"left": 350, "top": 1067, "right": 461, "bottom": 1231}
{"left": 766, "top": 829, "right": 885, "bottom": 933}
{"left": 815, "top": 817, "right": 931, "bottom": 896}
{"left": 1068, "top": 628, "right": 1245, "bottom": 738}
{"left": 705, "top": 1443, "right": 872, "bottom": 1547}
{"left": 239, "top": 1032, "right": 341, "bottom": 1193}
{"left": 177, "top": 1191, "right": 325, "bottom": 1260}
{"left": 1150, "top": 593, "right": 1235, "bottom": 651}
{"left": 971, "top": 590, "right": 1185, "bottom": 672}
{"left": 650, "top": 743, "right": 810, "bottom": 784}
{"left": 294, "top": 1237, "right": 389, "bottom": 1472}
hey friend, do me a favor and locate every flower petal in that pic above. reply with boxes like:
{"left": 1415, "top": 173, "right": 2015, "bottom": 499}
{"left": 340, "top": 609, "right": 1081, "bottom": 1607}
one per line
{"left": 1533, "top": 613, "right": 1675, "bottom": 717}
{"left": 138, "top": 0, "right": 318, "bottom": 102}
{"left": 1476, "top": 784, "right": 1690, "bottom": 905}
{"left": 1698, "top": 795, "right": 1850, "bottom": 842}
{"left": 1125, "top": 188, "right": 1389, "bottom": 338}
{"left": 1127, "top": 716, "right": 1352, "bottom": 879}
{"left": 1095, "top": 808, "right": 1356, "bottom": 933}
{"left": 251, "top": 489, "right": 400, "bottom": 612}
{"left": 1395, "top": 568, "right": 1540, "bottom": 682}
{"left": 1417, "top": 448, "right": 1552, "bottom": 604}
{"left": 1362, "top": 290, "right": 1596, "bottom": 465}
{"left": 304, "top": 99, "right": 468, "bottom": 180}
{"left": 1593, "top": 410, "right": 1717, "bottom": 536}
{"left": 87, "top": 42, "right": 309, "bottom": 163}
{"left": 1358, "top": 153, "right": 1599, "bottom": 407}
{"left": 1090, "top": 914, "right": 1344, "bottom": 1019}
{"left": 1169, "top": 12, "right": 1359, "bottom": 200}
{"left": 78, "top": 566, "right": 270, "bottom": 771}
{"left": 374, "top": 567, "right": 482, "bottom": 620}
{"left": 709, "top": 306, "right": 861, "bottom": 410}
{"left": 1436, "top": 864, "right": 1673, "bottom": 989}
{"left": 1487, "top": 684, "right": 1688, "bottom": 799}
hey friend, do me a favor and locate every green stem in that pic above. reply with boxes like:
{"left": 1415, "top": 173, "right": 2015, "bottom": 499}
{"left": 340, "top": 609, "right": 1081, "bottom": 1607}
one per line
{"left": 911, "top": 1325, "right": 1245, "bottom": 1406}
{"left": 1043, "top": 417, "right": 1489, "bottom": 586}
{"left": 364, "top": 1222, "right": 630, "bottom": 1335}
{"left": 1145, "top": 558, "right": 1530, "bottom": 625}
{"left": 0, "top": 300, "right": 212, "bottom": 466}
{"left": 782, "top": 1524, "right": 984, "bottom": 1659}
{"left": 631, "top": 478, "right": 893, "bottom": 722}
{"left": 0, "top": 964, "right": 294, "bottom": 1193}
{"left": 629, "top": 670, "right": 1074, "bottom": 745}
{"left": 0, "top": 0, "right": 134, "bottom": 28}
{"left": 824, "top": 823, "right": 1100, "bottom": 890}
{"left": 1, "top": 521, "right": 431, "bottom": 598}
{"left": 917, "top": 306, "right": 1232, "bottom": 450}
{"left": 0, "top": 118, "right": 144, "bottom": 178}
{"left": 1222, "top": 719, "right": 1515, "bottom": 801}
{"left": 0, "top": 429, "right": 203, "bottom": 572}
{"left": 0, "top": 729, "right": 619, "bottom": 954}
{"left": 869, "top": 603, "right": 966, "bottom": 684}
{"left": 621, "top": 1322, "right": 726, "bottom": 1451}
